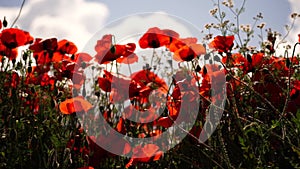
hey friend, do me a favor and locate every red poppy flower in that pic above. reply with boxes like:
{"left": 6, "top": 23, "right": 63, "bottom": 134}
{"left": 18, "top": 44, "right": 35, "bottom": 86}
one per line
{"left": 57, "top": 39, "right": 77, "bottom": 55}
{"left": 268, "top": 56, "right": 287, "bottom": 70}
{"left": 251, "top": 52, "right": 264, "bottom": 68}
{"left": 123, "top": 105, "right": 159, "bottom": 123}
{"left": 29, "top": 38, "right": 58, "bottom": 53}
{"left": 167, "top": 37, "right": 197, "bottom": 52}
{"left": 200, "top": 64, "right": 224, "bottom": 98}
{"left": 222, "top": 53, "right": 249, "bottom": 73}
{"left": 0, "top": 41, "right": 18, "bottom": 60}
{"left": 73, "top": 52, "right": 92, "bottom": 64}
{"left": 156, "top": 116, "right": 173, "bottom": 128}
{"left": 110, "top": 74, "right": 131, "bottom": 102}
{"left": 94, "top": 34, "right": 113, "bottom": 53}
{"left": 59, "top": 96, "right": 93, "bottom": 114}
{"left": 209, "top": 35, "right": 234, "bottom": 53}
{"left": 107, "top": 43, "right": 137, "bottom": 64}
{"left": 116, "top": 117, "right": 126, "bottom": 135}
{"left": 139, "top": 27, "right": 178, "bottom": 48}
{"left": 126, "top": 144, "right": 163, "bottom": 168}
{"left": 97, "top": 70, "right": 131, "bottom": 102}
{"left": 86, "top": 136, "right": 113, "bottom": 166}
{"left": 7, "top": 71, "right": 20, "bottom": 88}
{"left": 98, "top": 74, "right": 112, "bottom": 92}
{"left": 30, "top": 38, "right": 58, "bottom": 65}
{"left": 52, "top": 60, "right": 80, "bottom": 81}
{"left": 72, "top": 72, "right": 85, "bottom": 90}
{"left": 130, "top": 69, "right": 168, "bottom": 93}
{"left": 128, "top": 70, "right": 168, "bottom": 109}
{"left": 51, "top": 39, "right": 78, "bottom": 62}
{"left": 298, "top": 34, "right": 300, "bottom": 43}
{"left": 39, "top": 73, "right": 56, "bottom": 90}
{"left": 0, "top": 28, "right": 33, "bottom": 48}
{"left": 173, "top": 43, "right": 206, "bottom": 61}
{"left": 95, "top": 39, "right": 137, "bottom": 64}
{"left": 287, "top": 80, "right": 300, "bottom": 113}
{"left": 116, "top": 53, "right": 138, "bottom": 64}
{"left": 87, "top": 134, "right": 131, "bottom": 166}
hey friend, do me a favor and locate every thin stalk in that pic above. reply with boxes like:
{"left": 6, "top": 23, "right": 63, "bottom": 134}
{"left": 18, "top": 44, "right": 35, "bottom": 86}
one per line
{"left": 11, "top": 0, "right": 26, "bottom": 27}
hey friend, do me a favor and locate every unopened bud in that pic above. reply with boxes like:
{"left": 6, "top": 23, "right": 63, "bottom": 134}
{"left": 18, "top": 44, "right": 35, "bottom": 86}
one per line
{"left": 3, "top": 17, "right": 7, "bottom": 28}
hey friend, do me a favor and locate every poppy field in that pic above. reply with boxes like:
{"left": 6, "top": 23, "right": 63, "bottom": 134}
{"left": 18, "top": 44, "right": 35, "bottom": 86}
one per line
{"left": 1, "top": 1, "right": 300, "bottom": 169}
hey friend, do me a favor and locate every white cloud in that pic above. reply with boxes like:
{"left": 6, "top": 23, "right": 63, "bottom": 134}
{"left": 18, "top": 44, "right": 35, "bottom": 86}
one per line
{"left": 0, "top": 0, "right": 109, "bottom": 50}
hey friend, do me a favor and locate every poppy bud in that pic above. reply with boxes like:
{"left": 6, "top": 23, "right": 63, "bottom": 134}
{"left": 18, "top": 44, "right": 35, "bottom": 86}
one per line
{"left": 99, "top": 106, "right": 104, "bottom": 112}
{"left": 204, "top": 54, "right": 210, "bottom": 60}
{"left": 28, "top": 66, "right": 32, "bottom": 73}
{"left": 225, "top": 74, "right": 231, "bottom": 81}
{"left": 22, "top": 52, "right": 28, "bottom": 61}
{"left": 12, "top": 58, "right": 16, "bottom": 65}
{"left": 195, "top": 65, "right": 201, "bottom": 72}
{"left": 286, "top": 58, "right": 290, "bottom": 67}
{"left": 213, "top": 55, "right": 221, "bottom": 62}
{"left": 81, "top": 62, "right": 86, "bottom": 69}
{"left": 56, "top": 91, "right": 63, "bottom": 98}
{"left": 203, "top": 66, "right": 207, "bottom": 75}
{"left": 95, "top": 91, "right": 100, "bottom": 97}
{"left": 31, "top": 86, "right": 35, "bottom": 93}
{"left": 3, "top": 16, "right": 7, "bottom": 27}
{"left": 246, "top": 54, "right": 252, "bottom": 63}
{"left": 82, "top": 83, "right": 86, "bottom": 97}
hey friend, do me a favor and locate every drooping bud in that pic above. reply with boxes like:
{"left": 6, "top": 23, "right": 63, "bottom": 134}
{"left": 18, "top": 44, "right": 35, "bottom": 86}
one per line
{"left": 3, "top": 17, "right": 7, "bottom": 27}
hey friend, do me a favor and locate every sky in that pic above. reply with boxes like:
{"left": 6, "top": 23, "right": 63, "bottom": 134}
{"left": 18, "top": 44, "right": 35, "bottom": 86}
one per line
{"left": 0, "top": 0, "right": 299, "bottom": 55}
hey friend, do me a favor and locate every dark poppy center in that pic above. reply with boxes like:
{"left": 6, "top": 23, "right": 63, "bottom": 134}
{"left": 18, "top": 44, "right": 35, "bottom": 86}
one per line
{"left": 150, "top": 39, "right": 160, "bottom": 48}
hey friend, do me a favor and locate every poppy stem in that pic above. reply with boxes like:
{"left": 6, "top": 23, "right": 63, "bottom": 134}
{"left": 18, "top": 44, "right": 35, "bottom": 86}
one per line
{"left": 127, "top": 58, "right": 132, "bottom": 75}
{"left": 11, "top": 0, "right": 26, "bottom": 28}
{"left": 281, "top": 42, "right": 299, "bottom": 117}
